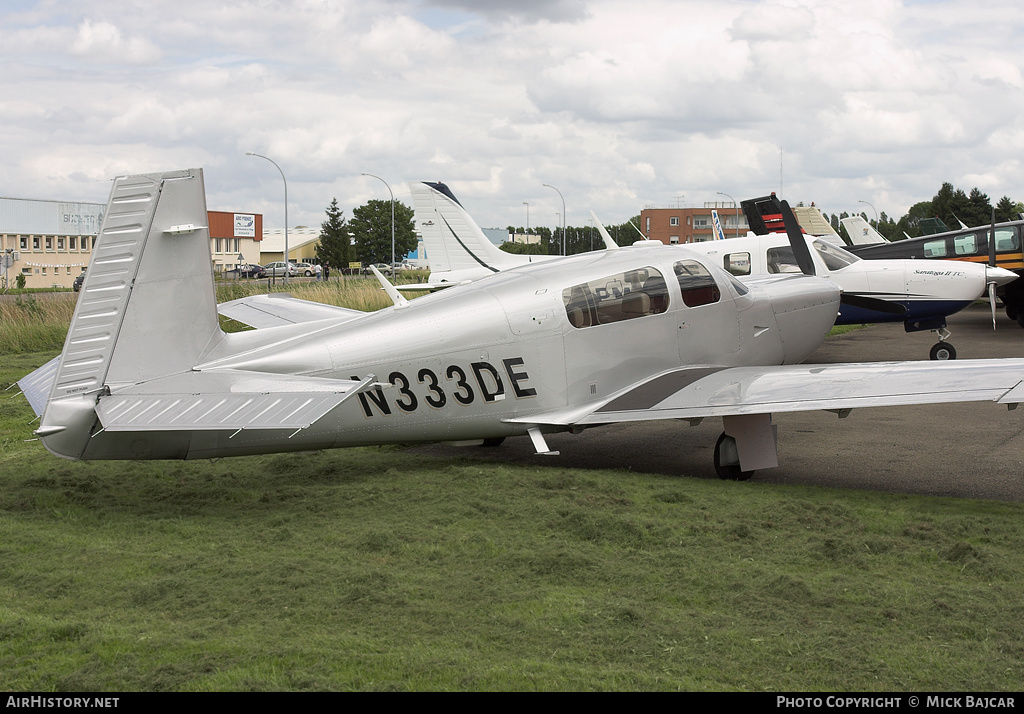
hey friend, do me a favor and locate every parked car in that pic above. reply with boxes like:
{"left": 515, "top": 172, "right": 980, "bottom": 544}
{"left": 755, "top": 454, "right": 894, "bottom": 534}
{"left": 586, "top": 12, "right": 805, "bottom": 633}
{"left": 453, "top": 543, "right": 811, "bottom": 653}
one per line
{"left": 72, "top": 270, "right": 86, "bottom": 292}
{"left": 361, "top": 263, "right": 393, "bottom": 276}
{"left": 292, "top": 262, "right": 316, "bottom": 277}
{"left": 262, "top": 261, "right": 296, "bottom": 277}
{"left": 234, "top": 263, "right": 266, "bottom": 278}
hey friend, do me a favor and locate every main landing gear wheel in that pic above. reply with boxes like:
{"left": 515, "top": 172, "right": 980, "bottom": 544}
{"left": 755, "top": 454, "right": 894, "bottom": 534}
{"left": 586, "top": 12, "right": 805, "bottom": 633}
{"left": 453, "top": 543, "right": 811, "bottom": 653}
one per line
{"left": 713, "top": 432, "right": 755, "bottom": 481}
{"left": 1007, "top": 304, "right": 1018, "bottom": 321}
{"left": 929, "top": 342, "right": 956, "bottom": 361}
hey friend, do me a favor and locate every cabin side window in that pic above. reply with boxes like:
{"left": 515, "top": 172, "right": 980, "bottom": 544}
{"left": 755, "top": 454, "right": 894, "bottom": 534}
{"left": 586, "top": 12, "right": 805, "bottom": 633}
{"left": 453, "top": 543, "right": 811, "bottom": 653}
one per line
{"left": 562, "top": 267, "right": 670, "bottom": 328}
{"left": 674, "top": 259, "right": 721, "bottom": 307}
{"left": 923, "top": 239, "right": 947, "bottom": 258}
{"left": 954, "top": 233, "right": 980, "bottom": 255}
{"left": 723, "top": 252, "right": 751, "bottom": 276}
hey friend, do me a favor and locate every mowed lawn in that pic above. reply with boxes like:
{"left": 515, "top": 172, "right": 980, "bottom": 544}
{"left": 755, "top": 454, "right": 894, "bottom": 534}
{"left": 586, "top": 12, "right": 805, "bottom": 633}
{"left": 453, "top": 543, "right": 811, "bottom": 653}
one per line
{"left": 2, "top": 287, "right": 1023, "bottom": 691}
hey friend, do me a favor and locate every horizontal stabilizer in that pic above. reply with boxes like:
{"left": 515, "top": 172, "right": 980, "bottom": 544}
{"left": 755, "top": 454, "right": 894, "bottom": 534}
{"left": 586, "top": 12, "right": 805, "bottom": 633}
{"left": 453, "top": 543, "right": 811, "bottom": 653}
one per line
{"left": 18, "top": 356, "right": 61, "bottom": 417}
{"left": 218, "top": 293, "right": 365, "bottom": 329}
{"left": 507, "top": 360, "right": 1024, "bottom": 426}
{"left": 95, "top": 369, "right": 371, "bottom": 432}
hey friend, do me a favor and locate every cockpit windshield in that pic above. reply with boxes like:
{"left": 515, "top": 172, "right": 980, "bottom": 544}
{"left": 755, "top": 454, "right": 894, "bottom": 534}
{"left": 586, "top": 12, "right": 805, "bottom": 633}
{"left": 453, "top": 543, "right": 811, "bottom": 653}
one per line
{"left": 812, "top": 239, "right": 860, "bottom": 271}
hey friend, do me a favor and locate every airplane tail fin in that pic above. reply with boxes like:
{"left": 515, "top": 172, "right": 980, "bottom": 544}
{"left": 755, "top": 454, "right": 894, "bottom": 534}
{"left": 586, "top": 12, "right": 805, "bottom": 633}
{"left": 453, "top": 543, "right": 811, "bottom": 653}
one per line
{"left": 840, "top": 215, "right": 888, "bottom": 245}
{"left": 37, "top": 168, "right": 222, "bottom": 458}
{"left": 711, "top": 209, "right": 726, "bottom": 240}
{"left": 410, "top": 181, "right": 522, "bottom": 276}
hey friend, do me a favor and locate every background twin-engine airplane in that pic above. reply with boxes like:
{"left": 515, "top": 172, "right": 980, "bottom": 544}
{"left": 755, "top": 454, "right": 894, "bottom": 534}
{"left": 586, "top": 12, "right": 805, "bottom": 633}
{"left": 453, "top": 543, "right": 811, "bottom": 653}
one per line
{"left": 19, "top": 169, "right": 1024, "bottom": 479}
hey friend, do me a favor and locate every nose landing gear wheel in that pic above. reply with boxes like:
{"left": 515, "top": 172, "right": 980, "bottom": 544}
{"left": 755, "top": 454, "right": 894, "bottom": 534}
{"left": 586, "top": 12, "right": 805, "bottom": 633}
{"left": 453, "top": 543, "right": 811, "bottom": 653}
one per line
{"left": 929, "top": 342, "right": 956, "bottom": 360}
{"left": 713, "top": 432, "right": 755, "bottom": 481}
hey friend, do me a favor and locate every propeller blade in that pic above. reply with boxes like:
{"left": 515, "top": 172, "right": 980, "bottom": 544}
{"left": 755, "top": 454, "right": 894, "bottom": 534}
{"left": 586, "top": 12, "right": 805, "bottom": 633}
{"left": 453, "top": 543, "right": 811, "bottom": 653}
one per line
{"left": 989, "top": 281, "right": 998, "bottom": 330}
{"left": 840, "top": 293, "right": 908, "bottom": 316}
{"left": 779, "top": 199, "right": 815, "bottom": 276}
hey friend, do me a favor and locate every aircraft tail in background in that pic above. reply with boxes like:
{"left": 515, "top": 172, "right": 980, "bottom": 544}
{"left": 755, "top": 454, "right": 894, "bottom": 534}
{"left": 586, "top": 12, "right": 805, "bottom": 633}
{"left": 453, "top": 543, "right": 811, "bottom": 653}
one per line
{"left": 840, "top": 215, "right": 889, "bottom": 246}
{"left": 409, "top": 181, "right": 557, "bottom": 285}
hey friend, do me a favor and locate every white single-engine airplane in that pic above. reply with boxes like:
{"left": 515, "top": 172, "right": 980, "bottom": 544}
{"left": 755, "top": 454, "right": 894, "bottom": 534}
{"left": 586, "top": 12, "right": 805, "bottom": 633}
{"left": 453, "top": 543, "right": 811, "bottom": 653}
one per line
{"left": 19, "top": 169, "right": 1024, "bottom": 479}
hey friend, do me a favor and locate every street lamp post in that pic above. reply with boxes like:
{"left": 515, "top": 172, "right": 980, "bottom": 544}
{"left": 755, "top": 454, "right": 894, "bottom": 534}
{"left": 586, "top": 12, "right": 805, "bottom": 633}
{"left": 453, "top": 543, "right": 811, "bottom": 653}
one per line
{"left": 717, "top": 191, "right": 739, "bottom": 238}
{"left": 362, "top": 173, "right": 395, "bottom": 271}
{"left": 858, "top": 199, "right": 878, "bottom": 227}
{"left": 523, "top": 202, "right": 529, "bottom": 237}
{"left": 542, "top": 183, "right": 566, "bottom": 254}
{"left": 246, "top": 152, "right": 288, "bottom": 283}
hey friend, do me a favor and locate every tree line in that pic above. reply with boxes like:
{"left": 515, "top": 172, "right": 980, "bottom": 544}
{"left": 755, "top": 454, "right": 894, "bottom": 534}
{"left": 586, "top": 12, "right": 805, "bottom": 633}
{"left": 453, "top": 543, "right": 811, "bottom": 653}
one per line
{"left": 821, "top": 183, "right": 1024, "bottom": 243}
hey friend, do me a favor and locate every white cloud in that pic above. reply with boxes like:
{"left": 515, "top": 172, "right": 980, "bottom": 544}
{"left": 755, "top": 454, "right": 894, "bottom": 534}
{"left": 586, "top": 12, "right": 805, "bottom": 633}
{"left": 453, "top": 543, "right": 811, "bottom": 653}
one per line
{"left": 1, "top": 0, "right": 1024, "bottom": 227}
{"left": 70, "top": 19, "right": 161, "bottom": 64}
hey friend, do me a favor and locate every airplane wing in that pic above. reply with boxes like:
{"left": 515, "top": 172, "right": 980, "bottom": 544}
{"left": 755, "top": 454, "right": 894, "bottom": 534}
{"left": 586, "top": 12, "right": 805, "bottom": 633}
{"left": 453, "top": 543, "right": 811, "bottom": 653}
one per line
{"left": 93, "top": 369, "right": 375, "bottom": 432}
{"left": 218, "top": 294, "right": 365, "bottom": 329}
{"left": 507, "top": 360, "right": 1024, "bottom": 427}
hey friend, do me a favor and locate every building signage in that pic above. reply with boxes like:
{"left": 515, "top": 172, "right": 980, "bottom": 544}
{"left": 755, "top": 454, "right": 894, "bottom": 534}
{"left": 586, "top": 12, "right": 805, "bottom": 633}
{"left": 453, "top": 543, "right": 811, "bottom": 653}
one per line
{"left": 234, "top": 214, "right": 256, "bottom": 238}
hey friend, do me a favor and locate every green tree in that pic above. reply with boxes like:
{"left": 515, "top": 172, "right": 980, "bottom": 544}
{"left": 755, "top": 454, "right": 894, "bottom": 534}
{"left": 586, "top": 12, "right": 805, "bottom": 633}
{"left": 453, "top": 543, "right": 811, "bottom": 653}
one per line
{"left": 500, "top": 240, "right": 548, "bottom": 255}
{"left": 315, "top": 198, "right": 351, "bottom": 270}
{"left": 996, "top": 196, "right": 1024, "bottom": 223}
{"left": 349, "top": 199, "right": 416, "bottom": 266}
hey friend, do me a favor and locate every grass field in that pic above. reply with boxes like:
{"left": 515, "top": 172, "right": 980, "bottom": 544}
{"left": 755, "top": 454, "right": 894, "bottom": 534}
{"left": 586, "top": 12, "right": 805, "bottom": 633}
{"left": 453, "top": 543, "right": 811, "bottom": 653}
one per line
{"left": 2, "top": 290, "right": 1022, "bottom": 691}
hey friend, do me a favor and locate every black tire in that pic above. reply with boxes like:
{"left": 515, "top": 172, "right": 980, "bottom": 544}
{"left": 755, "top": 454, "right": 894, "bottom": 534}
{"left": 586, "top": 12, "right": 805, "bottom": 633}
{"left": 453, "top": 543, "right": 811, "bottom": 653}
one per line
{"left": 929, "top": 342, "right": 956, "bottom": 360}
{"left": 481, "top": 437, "right": 506, "bottom": 447}
{"left": 713, "top": 432, "right": 754, "bottom": 481}
{"left": 1006, "top": 304, "right": 1018, "bottom": 321}
{"left": 304, "top": 270, "right": 313, "bottom": 277}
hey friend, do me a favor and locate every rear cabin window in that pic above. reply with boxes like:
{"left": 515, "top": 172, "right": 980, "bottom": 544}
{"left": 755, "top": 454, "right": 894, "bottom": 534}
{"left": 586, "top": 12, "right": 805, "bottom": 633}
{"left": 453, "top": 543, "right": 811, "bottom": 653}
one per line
{"left": 724, "top": 252, "right": 751, "bottom": 276}
{"left": 994, "top": 227, "right": 1019, "bottom": 252}
{"left": 562, "top": 267, "right": 670, "bottom": 328}
{"left": 674, "top": 260, "right": 721, "bottom": 307}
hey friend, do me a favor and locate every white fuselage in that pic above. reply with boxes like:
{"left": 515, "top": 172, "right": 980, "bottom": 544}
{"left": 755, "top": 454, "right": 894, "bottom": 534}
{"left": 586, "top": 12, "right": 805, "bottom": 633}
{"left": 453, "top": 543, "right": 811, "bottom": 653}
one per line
{"left": 57, "top": 246, "right": 840, "bottom": 460}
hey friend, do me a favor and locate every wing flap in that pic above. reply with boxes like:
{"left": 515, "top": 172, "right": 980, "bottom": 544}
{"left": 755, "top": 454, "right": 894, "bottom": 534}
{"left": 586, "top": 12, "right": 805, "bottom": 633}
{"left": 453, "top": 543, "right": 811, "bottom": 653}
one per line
{"left": 95, "top": 369, "right": 371, "bottom": 431}
{"left": 507, "top": 360, "right": 1024, "bottom": 426}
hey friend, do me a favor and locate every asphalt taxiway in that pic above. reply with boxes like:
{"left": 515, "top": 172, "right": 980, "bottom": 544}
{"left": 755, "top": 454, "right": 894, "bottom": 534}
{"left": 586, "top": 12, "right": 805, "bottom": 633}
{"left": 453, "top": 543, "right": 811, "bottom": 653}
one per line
{"left": 412, "top": 303, "right": 1024, "bottom": 501}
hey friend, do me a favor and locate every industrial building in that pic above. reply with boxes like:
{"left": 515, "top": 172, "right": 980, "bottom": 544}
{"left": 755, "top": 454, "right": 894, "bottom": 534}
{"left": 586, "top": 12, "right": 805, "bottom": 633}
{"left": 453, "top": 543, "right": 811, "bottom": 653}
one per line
{"left": 0, "top": 196, "right": 263, "bottom": 289}
{"left": 638, "top": 201, "right": 749, "bottom": 244}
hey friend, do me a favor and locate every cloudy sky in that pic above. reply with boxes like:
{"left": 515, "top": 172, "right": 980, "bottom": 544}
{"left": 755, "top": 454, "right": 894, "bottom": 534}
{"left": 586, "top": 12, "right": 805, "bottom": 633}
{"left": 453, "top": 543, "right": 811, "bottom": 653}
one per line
{"left": 2, "top": 0, "right": 1022, "bottom": 231}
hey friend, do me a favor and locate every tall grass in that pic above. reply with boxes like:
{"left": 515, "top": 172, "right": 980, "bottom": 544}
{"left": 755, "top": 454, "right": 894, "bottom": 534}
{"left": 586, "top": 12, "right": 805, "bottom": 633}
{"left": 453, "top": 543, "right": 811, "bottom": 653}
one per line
{"left": 215, "top": 274, "right": 430, "bottom": 313}
{"left": 0, "top": 296, "right": 76, "bottom": 354}
{"left": 0, "top": 274, "right": 430, "bottom": 355}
